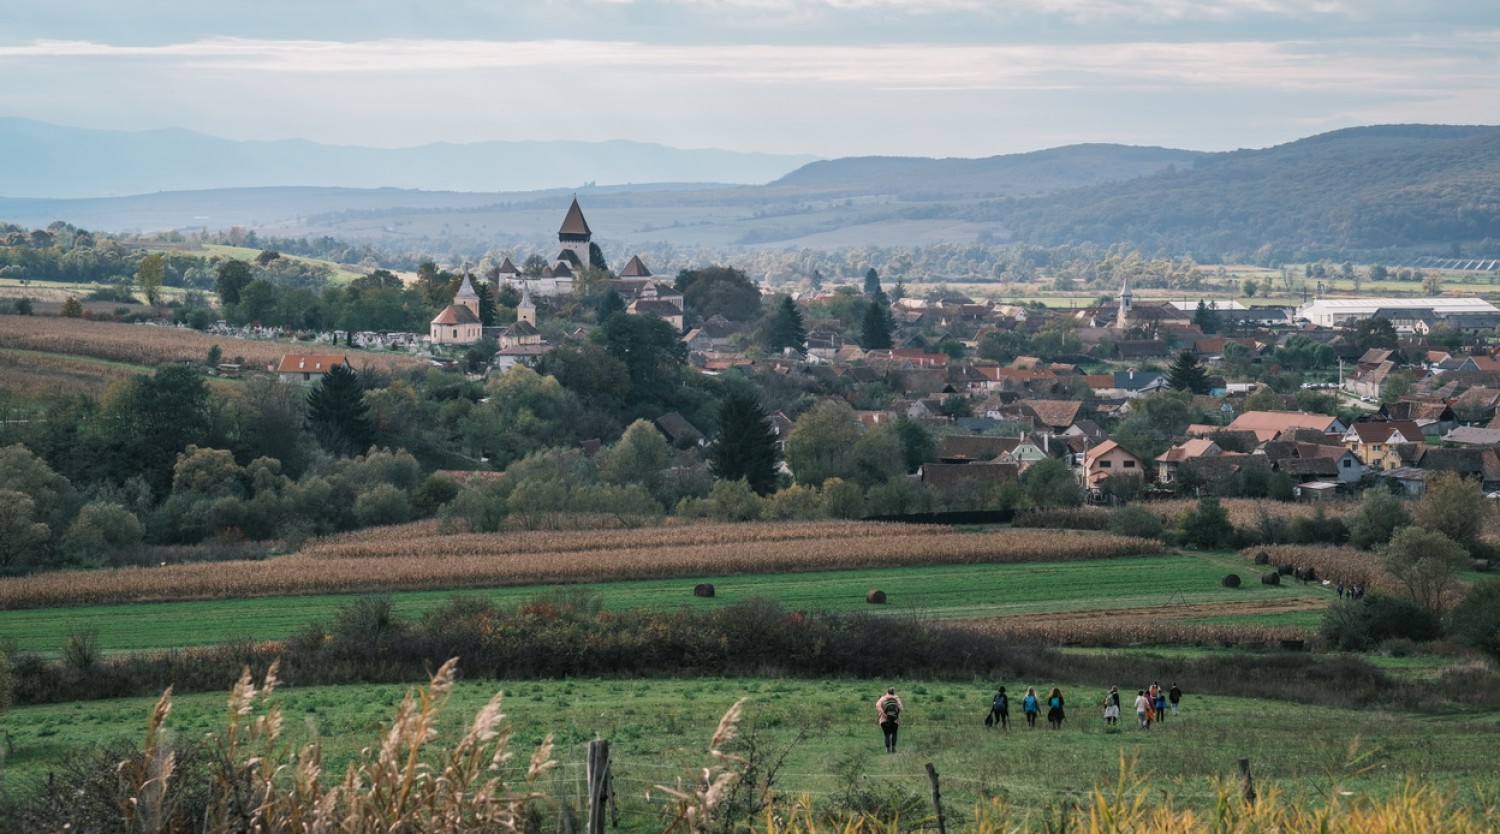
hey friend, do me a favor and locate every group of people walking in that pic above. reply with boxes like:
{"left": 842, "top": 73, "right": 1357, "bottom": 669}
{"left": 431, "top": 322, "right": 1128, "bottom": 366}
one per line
{"left": 874, "top": 681, "right": 1184, "bottom": 751}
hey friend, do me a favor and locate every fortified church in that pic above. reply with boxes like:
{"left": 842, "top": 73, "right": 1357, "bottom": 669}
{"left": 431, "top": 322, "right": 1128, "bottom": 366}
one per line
{"left": 430, "top": 198, "right": 676, "bottom": 347}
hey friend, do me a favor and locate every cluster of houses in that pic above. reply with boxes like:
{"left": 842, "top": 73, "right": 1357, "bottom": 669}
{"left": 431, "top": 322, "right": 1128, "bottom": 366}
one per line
{"left": 260, "top": 199, "right": 1500, "bottom": 502}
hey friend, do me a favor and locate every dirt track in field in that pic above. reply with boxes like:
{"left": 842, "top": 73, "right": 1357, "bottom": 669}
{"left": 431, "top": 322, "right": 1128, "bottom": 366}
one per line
{"left": 960, "top": 595, "right": 1326, "bottom": 629}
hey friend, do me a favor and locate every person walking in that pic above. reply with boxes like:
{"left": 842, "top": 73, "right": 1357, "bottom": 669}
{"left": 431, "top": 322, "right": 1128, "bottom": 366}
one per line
{"left": 1168, "top": 683, "right": 1182, "bottom": 717}
{"left": 876, "top": 688, "right": 903, "bottom": 753}
{"left": 1022, "top": 687, "right": 1040, "bottom": 729}
{"left": 1046, "top": 687, "right": 1066, "bottom": 730}
{"left": 1134, "top": 689, "right": 1151, "bottom": 730}
{"left": 988, "top": 686, "right": 1010, "bottom": 730}
{"left": 1153, "top": 684, "right": 1168, "bottom": 723}
{"left": 1102, "top": 686, "right": 1121, "bottom": 726}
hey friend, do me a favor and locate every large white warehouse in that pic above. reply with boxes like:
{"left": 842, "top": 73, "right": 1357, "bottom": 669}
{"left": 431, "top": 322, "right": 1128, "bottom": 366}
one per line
{"left": 1295, "top": 297, "right": 1500, "bottom": 331}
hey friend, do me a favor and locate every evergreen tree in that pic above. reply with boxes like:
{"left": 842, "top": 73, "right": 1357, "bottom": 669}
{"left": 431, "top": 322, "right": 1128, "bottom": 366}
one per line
{"left": 863, "top": 267, "right": 882, "bottom": 297}
{"left": 595, "top": 289, "right": 626, "bottom": 323}
{"left": 1193, "top": 300, "right": 1219, "bottom": 334}
{"left": 708, "top": 389, "right": 781, "bottom": 495}
{"left": 588, "top": 242, "right": 610, "bottom": 272}
{"left": 215, "top": 259, "right": 253, "bottom": 305}
{"left": 860, "top": 298, "right": 893, "bottom": 349}
{"left": 306, "top": 363, "right": 374, "bottom": 457}
{"left": 891, "top": 280, "right": 906, "bottom": 302}
{"left": 764, "top": 296, "right": 807, "bottom": 353}
{"left": 1166, "top": 350, "right": 1210, "bottom": 394}
{"left": 473, "top": 280, "right": 497, "bottom": 328}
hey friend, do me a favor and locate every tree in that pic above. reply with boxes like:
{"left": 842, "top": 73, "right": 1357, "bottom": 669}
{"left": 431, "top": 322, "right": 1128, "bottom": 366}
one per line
{"left": 708, "top": 389, "right": 781, "bottom": 495}
{"left": 588, "top": 241, "right": 610, "bottom": 272}
{"left": 1166, "top": 350, "right": 1210, "bottom": 394}
{"left": 892, "top": 417, "right": 937, "bottom": 474}
{"left": 1179, "top": 496, "right": 1232, "bottom": 548}
{"left": 1379, "top": 370, "right": 1414, "bottom": 405}
{"left": 1380, "top": 526, "right": 1470, "bottom": 615}
{"left": 784, "top": 399, "right": 861, "bottom": 487}
{"left": 599, "top": 418, "right": 671, "bottom": 499}
{"left": 1348, "top": 317, "right": 1398, "bottom": 353}
{"left": 595, "top": 313, "right": 688, "bottom": 408}
{"left": 764, "top": 296, "right": 806, "bottom": 354}
{"left": 1242, "top": 278, "right": 1259, "bottom": 298}
{"left": 61, "top": 501, "right": 143, "bottom": 567}
{"left": 595, "top": 289, "right": 626, "bottom": 323}
{"left": 1422, "top": 273, "right": 1443, "bottom": 296}
{"left": 215, "top": 259, "right": 254, "bottom": 305}
{"left": 306, "top": 363, "right": 374, "bottom": 457}
{"left": 1192, "top": 300, "right": 1218, "bottom": 335}
{"left": 1412, "top": 471, "right": 1487, "bottom": 552}
{"left": 95, "top": 364, "right": 212, "bottom": 494}
{"left": 60, "top": 296, "right": 82, "bottom": 317}
{"left": 1021, "top": 457, "right": 1083, "bottom": 508}
{"left": 674, "top": 266, "right": 763, "bottom": 324}
{"left": 0, "top": 490, "right": 51, "bottom": 568}
{"left": 136, "top": 253, "right": 166, "bottom": 305}
{"left": 255, "top": 248, "right": 282, "bottom": 266}
{"left": 473, "top": 280, "right": 497, "bottom": 328}
{"left": 860, "top": 298, "right": 893, "bottom": 349}
{"left": 863, "top": 268, "right": 881, "bottom": 296}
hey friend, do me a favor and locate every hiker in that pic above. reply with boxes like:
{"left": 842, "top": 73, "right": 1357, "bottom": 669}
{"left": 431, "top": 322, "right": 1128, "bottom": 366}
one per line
{"left": 1134, "top": 689, "right": 1151, "bottom": 730}
{"left": 1102, "top": 686, "right": 1120, "bottom": 726}
{"left": 1153, "top": 684, "right": 1168, "bottom": 723}
{"left": 1046, "top": 687, "right": 1066, "bottom": 730}
{"left": 876, "top": 688, "right": 903, "bottom": 753}
{"left": 1022, "top": 687, "right": 1040, "bottom": 729}
{"left": 1168, "top": 683, "right": 1182, "bottom": 716}
{"left": 988, "top": 686, "right": 1010, "bottom": 730}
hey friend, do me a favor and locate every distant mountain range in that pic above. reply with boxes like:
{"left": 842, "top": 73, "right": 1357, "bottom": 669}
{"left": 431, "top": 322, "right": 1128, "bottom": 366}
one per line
{"left": 2, "top": 121, "right": 1497, "bottom": 260}
{"left": 0, "top": 118, "right": 818, "bottom": 197}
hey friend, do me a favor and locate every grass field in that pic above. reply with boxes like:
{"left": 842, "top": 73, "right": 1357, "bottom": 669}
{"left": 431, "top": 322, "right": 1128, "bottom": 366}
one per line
{"left": 0, "top": 553, "right": 1324, "bottom": 656}
{"left": 3, "top": 674, "right": 1496, "bottom": 823}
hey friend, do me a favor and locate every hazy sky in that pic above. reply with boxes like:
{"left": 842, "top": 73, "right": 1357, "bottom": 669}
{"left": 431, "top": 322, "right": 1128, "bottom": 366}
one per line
{"left": 2, "top": 1, "right": 1496, "bottom": 158}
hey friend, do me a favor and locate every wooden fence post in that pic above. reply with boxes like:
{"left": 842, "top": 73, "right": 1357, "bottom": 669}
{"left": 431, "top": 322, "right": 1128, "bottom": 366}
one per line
{"left": 925, "top": 762, "right": 946, "bottom": 834}
{"left": 587, "top": 739, "right": 611, "bottom": 834}
{"left": 1238, "top": 757, "right": 1256, "bottom": 807}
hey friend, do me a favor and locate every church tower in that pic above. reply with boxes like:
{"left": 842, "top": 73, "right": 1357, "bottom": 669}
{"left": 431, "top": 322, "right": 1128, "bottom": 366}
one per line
{"left": 1116, "top": 276, "right": 1133, "bottom": 329}
{"left": 518, "top": 282, "right": 537, "bottom": 327}
{"left": 557, "top": 198, "right": 593, "bottom": 273}
{"left": 455, "top": 273, "right": 480, "bottom": 320}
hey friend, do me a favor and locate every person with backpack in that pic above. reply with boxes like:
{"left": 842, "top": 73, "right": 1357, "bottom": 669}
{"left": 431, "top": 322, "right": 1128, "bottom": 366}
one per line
{"left": 1152, "top": 683, "right": 1168, "bottom": 723}
{"left": 1046, "top": 687, "right": 1066, "bottom": 729}
{"left": 987, "top": 686, "right": 1010, "bottom": 730}
{"left": 1102, "top": 686, "right": 1120, "bottom": 726}
{"left": 1169, "top": 683, "right": 1182, "bottom": 716}
{"left": 1021, "top": 687, "right": 1040, "bottom": 729}
{"left": 876, "top": 688, "right": 904, "bottom": 753}
{"left": 1134, "top": 689, "right": 1151, "bottom": 730}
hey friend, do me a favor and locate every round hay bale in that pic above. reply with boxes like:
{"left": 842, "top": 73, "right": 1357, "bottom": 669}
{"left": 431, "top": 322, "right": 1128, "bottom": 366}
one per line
{"left": 693, "top": 583, "right": 715, "bottom": 598}
{"left": 1296, "top": 566, "right": 1317, "bottom": 582}
{"left": 1253, "top": 551, "right": 1271, "bottom": 565}
{"left": 1474, "top": 559, "right": 1492, "bottom": 573}
{"left": 866, "top": 589, "right": 887, "bottom": 604}
{"left": 1261, "top": 572, "right": 1281, "bottom": 586}
{"left": 1277, "top": 563, "right": 1294, "bottom": 576}
{"left": 1222, "top": 573, "right": 1242, "bottom": 589}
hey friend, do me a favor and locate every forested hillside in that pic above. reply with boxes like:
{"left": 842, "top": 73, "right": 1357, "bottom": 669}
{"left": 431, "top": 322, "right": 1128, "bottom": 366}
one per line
{"left": 989, "top": 125, "right": 1500, "bottom": 258}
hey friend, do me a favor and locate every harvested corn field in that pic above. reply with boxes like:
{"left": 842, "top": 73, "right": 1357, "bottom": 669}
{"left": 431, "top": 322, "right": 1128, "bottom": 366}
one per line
{"left": 0, "top": 522, "right": 1160, "bottom": 609}
{"left": 0, "top": 316, "right": 422, "bottom": 373}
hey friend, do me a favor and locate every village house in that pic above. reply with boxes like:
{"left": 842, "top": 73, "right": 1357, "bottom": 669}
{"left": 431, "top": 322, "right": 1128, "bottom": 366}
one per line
{"left": 275, "top": 353, "right": 351, "bottom": 385}
{"left": 1343, "top": 421, "right": 1425, "bottom": 470}
{"left": 1081, "top": 439, "right": 1145, "bottom": 490}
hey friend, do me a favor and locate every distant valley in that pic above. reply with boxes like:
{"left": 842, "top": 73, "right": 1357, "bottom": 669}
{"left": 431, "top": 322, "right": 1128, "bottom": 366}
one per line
{"left": 1, "top": 121, "right": 1498, "bottom": 261}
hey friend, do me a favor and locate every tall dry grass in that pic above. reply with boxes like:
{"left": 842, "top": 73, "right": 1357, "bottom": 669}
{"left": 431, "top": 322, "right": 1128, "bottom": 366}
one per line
{"left": 965, "top": 618, "right": 1308, "bottom": 647}
{"left": 1148, "top": 498, "right": 1354, "bottom": 529}
{"left": 0, "top": 522, "right": 1161, "bottom": 609}
{"left": 104, "top": 673, "right": 1500, "bottom": 834}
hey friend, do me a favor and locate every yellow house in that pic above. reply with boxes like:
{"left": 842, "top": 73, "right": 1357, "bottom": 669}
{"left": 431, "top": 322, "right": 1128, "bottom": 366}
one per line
{"left": 1082, "top": 439, "right": 1145, "bottom": 489}
{"left": 1342, "top": 421, "right": 1424, "bottom": 470}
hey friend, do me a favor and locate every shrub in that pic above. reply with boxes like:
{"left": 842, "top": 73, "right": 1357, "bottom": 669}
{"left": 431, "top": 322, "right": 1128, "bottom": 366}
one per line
{"left": 1448, "top": 580, "right": 1500, "bottom": 659}
{"left": 1346, "top": 488, "right": 1409, "bottom": 550}
{"left": 1016, "top": 506, "right": 1110, "bottom": 530}
{"left": 1178, "top": 496, "right": 1232, "bottom": 549}
{"left": 1108, "top": 505, "right": 1164, "bottom": 539}
{"left": 1319, "top": 593, "right": 1442, "bottom": 651}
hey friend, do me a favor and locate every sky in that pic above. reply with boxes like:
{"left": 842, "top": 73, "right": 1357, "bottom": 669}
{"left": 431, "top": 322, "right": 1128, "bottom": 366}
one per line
{"left": 2, "top": 0, "right": 1497, "bottom": 159}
